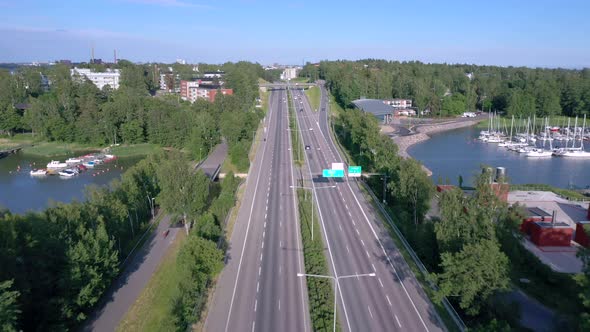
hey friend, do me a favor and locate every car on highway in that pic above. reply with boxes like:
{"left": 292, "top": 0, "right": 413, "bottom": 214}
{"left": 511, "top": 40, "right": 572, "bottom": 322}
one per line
{"left": 163, "top": 230, "right": 170, "bottom": 237}
{"left": 305, "top": 145, "right": 311, "bottom": 150}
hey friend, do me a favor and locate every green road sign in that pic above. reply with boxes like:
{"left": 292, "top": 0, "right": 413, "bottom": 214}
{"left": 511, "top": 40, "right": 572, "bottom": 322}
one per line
{"left": 323, "top": 169, "right": 344, "bottom": 178}
{"left": 348, "top": 166, "right": 362, "bottom": 177}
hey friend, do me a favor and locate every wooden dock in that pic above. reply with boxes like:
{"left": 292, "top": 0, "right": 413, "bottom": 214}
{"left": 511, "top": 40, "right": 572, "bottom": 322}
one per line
{"left": 0, "top": 145, "right": 28, "bottom": 159}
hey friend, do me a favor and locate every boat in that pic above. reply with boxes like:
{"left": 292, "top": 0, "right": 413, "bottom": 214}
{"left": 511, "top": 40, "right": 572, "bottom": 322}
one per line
{"left": 83, "top": 161, "right": 95, "bottom": 168}
{"left": 525, "top": 149, "right": 552, "bottom": 158}
{"left": 30, "top": 169, "right": 47, "bottom": 176}
{"left": 58, "top": 169, "right": 78, "bottom": 177}
{"left": 555, "top": 115, "right": 590, "bottom": 158}
{"left": 47, "top": 160, "right": 68, "bottom": 168}
{"left": 104, "top": 154, "right": 117, "bottom": 162}
{"left": 66, "top": 158, "right": 82, "bottom": 164}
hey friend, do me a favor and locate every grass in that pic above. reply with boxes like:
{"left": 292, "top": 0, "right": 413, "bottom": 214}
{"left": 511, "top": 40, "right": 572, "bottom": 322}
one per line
{"left": 289, "top": 77, "right": 310, "bottom": 83}
{"left": 23, "top": 141, "right": 100, "bottom": 156}
{"left": 108, "top": 143, "right": 161, "bottom": 157}
{"left": 297, "top": 189, "right": 339, "bottom": 332}
{"left": 288, "top": 91, "right": 304, "bottom": 166}
{"left": 117, "top": 231, "right": 186, "bottom": 332}
{"left": 510, "top": 183, "right": 588, "bottom": 200}
{"left": 304, "top": 86, "right": 321, "bottom": 112}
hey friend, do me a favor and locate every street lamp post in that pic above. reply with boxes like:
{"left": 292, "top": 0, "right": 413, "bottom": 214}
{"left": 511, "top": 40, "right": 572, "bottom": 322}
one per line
{"left": 290, "top": 185, "right": 335, "bottom": 241}
{"left": 297, "top": 272, "right": 376, "bottom": 332}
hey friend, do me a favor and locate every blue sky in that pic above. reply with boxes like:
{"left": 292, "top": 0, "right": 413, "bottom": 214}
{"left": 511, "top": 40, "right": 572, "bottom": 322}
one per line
{"left": 0, "top": 0, "right": 589, "bottom": 67}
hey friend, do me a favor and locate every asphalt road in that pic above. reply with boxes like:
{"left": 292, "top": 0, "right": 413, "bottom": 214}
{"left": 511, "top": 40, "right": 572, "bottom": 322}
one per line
{"left": 291, "top": 84, "right": 446, "bottom": 332}
{"left": 83, "top": 214, "right": 179, "bottom": 332}
{"left": 204, "top": 89, "right": 310, "bottom": 332}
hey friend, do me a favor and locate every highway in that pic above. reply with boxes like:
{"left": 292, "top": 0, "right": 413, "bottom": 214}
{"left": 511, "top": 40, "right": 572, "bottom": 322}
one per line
{"left": 205, "top": 89, "right": 311, "bottom": 332}
{"left": 291, "top": 84, "right": 446, "bottom": 331}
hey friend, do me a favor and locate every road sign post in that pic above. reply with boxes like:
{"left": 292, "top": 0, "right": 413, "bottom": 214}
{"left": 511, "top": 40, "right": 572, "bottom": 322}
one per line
{"left": 322, "top": 169, "right": 344, "bottom": 178}
{"left": 348, "top": 166, "right": 362, "bottom": 177}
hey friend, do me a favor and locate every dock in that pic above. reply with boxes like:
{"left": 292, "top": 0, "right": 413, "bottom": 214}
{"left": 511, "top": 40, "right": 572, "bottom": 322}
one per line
{"left": 0, "top": 145, "right": 29, "bottom": 159}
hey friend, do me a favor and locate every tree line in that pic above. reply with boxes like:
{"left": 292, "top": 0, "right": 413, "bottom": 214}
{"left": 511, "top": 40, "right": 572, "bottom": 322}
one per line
{"left": 334, "top": 102, "right": 590, "bottom": 329}
{"left": 0, "top": 151, "right": 240, "bottom": 331}
{"left": 305, "top": 60, "right": 590, "bottom": 117}
{"left": 0, "top": 61, "right": 264, "bottom": 171}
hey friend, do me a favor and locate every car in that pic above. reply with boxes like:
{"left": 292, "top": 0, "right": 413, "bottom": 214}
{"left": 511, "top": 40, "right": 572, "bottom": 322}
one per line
{"left": 300, "top": 109, "right": 303, "bottom": 112}
{"left": 163, "top": 230, "right": 170, "bottom": 237}
{"left": 305, "top": 145, "right": 311, "bottom": 150}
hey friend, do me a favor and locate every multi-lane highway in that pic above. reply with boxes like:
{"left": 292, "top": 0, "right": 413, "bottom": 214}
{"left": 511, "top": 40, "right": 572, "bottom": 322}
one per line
{"left": 291, "top": 84, "right": 446, "bottom": 331}
{"left": 205, "top": 89, "right": 311, "bottom": 332}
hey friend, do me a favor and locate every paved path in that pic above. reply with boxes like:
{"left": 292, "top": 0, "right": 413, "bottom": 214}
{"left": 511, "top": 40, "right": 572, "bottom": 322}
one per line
{"left": 83, "top": 215, "right": 179, "bottom": 331}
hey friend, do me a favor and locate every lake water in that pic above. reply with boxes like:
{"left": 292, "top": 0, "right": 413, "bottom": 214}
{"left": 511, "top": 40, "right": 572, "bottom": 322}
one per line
{"left": 0, "top": 152, "right": 142, "bottom": 214}
{"left": 408, "top": 126, "right": 590, "bottom": 189}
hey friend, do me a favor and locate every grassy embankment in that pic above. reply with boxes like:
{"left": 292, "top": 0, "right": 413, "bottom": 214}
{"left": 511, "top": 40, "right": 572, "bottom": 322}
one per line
{"left": 326, "top": 93, "right": 462, "bottom": 331}
{"left": 117, "top": 231, "right": 186, "bottom": 332}
{"left": 304, "top": 86, "right": 321, "bottom": 112}
{"left": 289, "top": 77, "right": 310, "bottom": 83}
{"left": 297, "top": 188, "right": 339, "bottom": 332}
{"left": 0, "top": 133, "right": 161, "bottom": 157}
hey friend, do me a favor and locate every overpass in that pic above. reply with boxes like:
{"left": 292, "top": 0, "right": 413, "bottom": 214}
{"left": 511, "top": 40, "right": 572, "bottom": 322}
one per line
{"left": 259, "top": 82, "right": 316, "bottom": 89}
{"left": 195, "top": 141, "right": 227, "bottom": 180}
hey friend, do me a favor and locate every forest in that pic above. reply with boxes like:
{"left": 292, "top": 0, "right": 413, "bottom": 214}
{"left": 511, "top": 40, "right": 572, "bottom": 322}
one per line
{"left": 299, "top": 60, "right": 590, "bottom": 117}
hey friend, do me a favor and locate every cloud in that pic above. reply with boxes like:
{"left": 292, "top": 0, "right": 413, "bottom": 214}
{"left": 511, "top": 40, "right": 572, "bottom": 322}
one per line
{"left": 122, "top": 0, "right": 214, "bottom": 9}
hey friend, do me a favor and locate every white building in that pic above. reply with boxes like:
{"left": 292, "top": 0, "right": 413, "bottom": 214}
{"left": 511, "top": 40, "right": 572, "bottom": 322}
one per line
{"left": 71, "top": 67, "right": 120, "bottom": 90}
{"left": 385, "top": 99, "right": 412, "bottom": 109}
{"left": 203, "top": 70, "right": 225, "bottom": 78}
{"left": 280, "top": 67, "right": 298, "bottom": 80}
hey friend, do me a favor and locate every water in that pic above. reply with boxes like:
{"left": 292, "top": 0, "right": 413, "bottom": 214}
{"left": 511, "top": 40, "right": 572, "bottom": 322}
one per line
{"left": 408, "top": 126, "right": 590, "bottom": 189}
{"left": 0, "top": 152, "right": 142, "bottom": 214}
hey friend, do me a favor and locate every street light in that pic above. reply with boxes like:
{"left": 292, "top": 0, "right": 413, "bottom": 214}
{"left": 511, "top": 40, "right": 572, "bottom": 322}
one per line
{"left": 297, "top": 272, "right": 376, "bottom": 332}
{"left": 290, "top": 185, "right": 335, "bottom": 240}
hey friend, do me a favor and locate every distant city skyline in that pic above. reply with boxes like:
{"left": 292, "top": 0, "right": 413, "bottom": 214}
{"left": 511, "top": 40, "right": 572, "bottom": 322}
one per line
{"left": 0, "top": 0, "right": 589, "bottom": 68}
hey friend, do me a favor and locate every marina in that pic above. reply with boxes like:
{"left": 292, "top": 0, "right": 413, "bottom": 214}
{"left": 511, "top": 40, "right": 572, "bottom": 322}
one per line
{"left": 0, "top": 152, "right": 142, "bottom": 214}
{"left": 409, "top": 124, "right": 590, "bottom": 189}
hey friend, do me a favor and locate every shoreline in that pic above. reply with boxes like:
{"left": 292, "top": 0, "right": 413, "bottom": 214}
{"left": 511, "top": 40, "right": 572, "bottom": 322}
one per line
{"left": 390, "top": 118, "right": 482, "bottom": 175}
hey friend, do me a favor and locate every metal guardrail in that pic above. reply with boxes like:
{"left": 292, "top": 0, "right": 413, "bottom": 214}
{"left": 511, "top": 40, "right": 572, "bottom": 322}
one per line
{"left": 361, "top": 182, "right": 467, "bottom": 332}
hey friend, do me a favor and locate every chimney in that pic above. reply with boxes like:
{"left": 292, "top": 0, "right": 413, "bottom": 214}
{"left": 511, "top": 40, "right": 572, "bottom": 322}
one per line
{"left": 114, "top": 49, "right": 117, "bottom": 64}
{"left": 91, "top": 47, "right": 94, "bottom": 63}
{"left": 552, "top": 210, "right": 556, "bottom": 226}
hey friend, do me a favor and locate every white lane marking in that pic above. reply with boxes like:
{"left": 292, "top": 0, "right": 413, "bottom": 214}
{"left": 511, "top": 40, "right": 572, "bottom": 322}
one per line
{"left": 252, "top": 321, "right": 255, "bottom": 332}
{"left": 225, "top": 92, "right": 277, "bottom": 332}
{"left": 279, "top": 265, "right": 282, "bottom": 274}
{"left": 266, "top": 205, "right": 268, "bottom": 211}
{"left": 366, "top": 251, "right": 371, "bottom": 258}
{"left": 368, "top": 306, "right": 374, "bottom": 318}
{"left": 266, "top": 198, "right": 269, "bottom": 205}
{"left": 345, "top": 204, "right": 349, "bottom": 210}
{"left": 262, "top": 241, "right": 264, "bottom": 249}
{"left": 372, "top": 263, "right": 376, "bottom": 272}
{"left": 360, "top": 239, "right": 365, "bottom": 247}
{"left": 257, "top": 281, "right": 259, "bottom": 293}
{"left": 279, "top": 240, "right": 282, "bottom": 247}
{"left": 395, "top": 315, "right": 402, "bottom": 328}
{"left": 356, "top": 228, "right": 360, "bottom": 235}
{"left": 386, "top": 295, "right": 392, "bottom": 306}
{"left": 263, "top": 230, "right": 265, "bottom": 238}
{"left": 254, "top": 300, "right": 257, "bottom": 312}
{"left": 346, "top": 245, "right": 350, "bottom": 253}
{"left": 265, "top": 213, "right": 267, "bottom": 219}
{"left": 348, "top": 211, "right": 352, "bottom": 217}
{"left": 352, "top": 219, "right": 356, "bottom": 226}
{"left": 264, "top": 221, "right": 266, "bottom": 228}
{"left": 278, "top": 299, "right": 281, "bottom": 311}
{"left": 339, "top": 224, "right": 343, "bottom": 231}
{"left": 260, "top": 253, "right": 263, "bottom": 261}
{"left": 378, "top": 278, "right": 384, "bottom": 288}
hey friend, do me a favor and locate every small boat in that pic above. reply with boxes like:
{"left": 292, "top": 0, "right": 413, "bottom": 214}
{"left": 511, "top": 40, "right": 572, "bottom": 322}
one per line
{"left": 104, "top": 154, "right": 117, "bottom": 162}
{"left": 58, "top": 169, "right": 78, "bottom": 177}
{"left": 83, "top": 161, "right": 95, "bottom": 168}
{"left": 47, "top": 160, "right": 68, "bottom": 168}
{"left": 76, "top": 164, "right": 87, "bottom": 171}
{"left": 66, "top": 158, "right": 82, "bottom": 164}
{"left": 30, "top": 169, "right": 47, "bottom": 176}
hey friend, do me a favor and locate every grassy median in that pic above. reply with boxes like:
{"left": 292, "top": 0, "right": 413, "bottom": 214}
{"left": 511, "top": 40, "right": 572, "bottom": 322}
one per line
{"left": 297, "top": 188, "right": 339, "bottom": 332}
{"left": 288, "top": 91, "right": 304, "bottom": 166}
{"left": 305, "top": 86, "right": 321, "bottom": 112}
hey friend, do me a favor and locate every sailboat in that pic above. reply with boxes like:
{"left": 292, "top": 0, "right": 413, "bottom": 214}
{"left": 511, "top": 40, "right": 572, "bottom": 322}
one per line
{"left": 559, "top": 115, "right": 590, "bottom": 158}
{"left": 526, "top": 119, "right": 552, "bottom": 157}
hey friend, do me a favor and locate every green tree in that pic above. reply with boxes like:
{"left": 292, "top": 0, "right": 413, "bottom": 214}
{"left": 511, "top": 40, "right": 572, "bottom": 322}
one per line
{"left": 575, "top": 247, "right": 590, "bottom": 330}
{"left": 0, "top": 280, "right": 20, "bottom": 332}
{"left": 390, "top": 158, "right": 433, "bottom": 226}
{"left": 441, "top": 93, "right": 466, "bottom": 116}
{"left": 434, "top": 239, "right": 510, "bottom": 315}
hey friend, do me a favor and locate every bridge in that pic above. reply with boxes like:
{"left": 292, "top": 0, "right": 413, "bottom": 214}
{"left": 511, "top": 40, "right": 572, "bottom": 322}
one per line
{"left": 195, "top": 141, "right": 227, "bottom": 180}
{"left": 259, "top": 82, "right": 316, "bottom": 89}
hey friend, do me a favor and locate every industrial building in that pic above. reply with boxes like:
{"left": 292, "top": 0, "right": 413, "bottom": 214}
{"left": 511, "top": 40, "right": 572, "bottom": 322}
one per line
{"left": 70, "top": 67, "right": 120, "bottom": 90}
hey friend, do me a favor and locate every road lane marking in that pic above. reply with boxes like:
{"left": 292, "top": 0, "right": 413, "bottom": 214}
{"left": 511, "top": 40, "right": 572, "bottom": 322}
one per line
{"left": 366, "top": 251, "right": 370, "bottom": 258}
{"left": 263, "top": 231, "right": 265, "bottom": 238}
{"left": 264, "top": 221, "right": 266, "bottom": 228}
{"left": 360, "top": 239, "right": 365, "bottom": 247}
{"left": 372, "top": 263, "right": 376, "bottom": 272}
{"left": 356, "top": 228, "right": 360, "bottom": 235}
{"left": 257, "top": 282, "right": 259, "bottom": 293}
{"left": 339, "top": 224, "right": 343, "bottom": 231}
{"left": 254, "top": 300, "right": 257, "bottom": 312}
{"left": 368, "top": 306, "right": 373, "bottom": 318}
{"left": 395, "top": 315, "right": 402, "bottom": 328}
{"left": 352, "top": 219, "right": 356, "bottom": 226}
{"left": 260, "top": 253, "right": 263, "bottom": 262}
{"left": 262, "top": 241, "right": 264, "bottom": 249}
{"left": 252, "top": 321, "right": 255, "bottom": 332}
{"left": 346, "top": 245, "right": 350, "bottom": 253}
{"left": 265, "top": 213, "right": 267, "bottom": 219}
{"left": 386, "top": 295, "right": 392, "bottom": 306}
{"left": 278, "top": 299, "right": 281, "bottom": 311}
{"left": 279, "top": 240, "right": 282, "bottom": 247}
{"left": 378, "top": 278, "right": 384, "bottom": 288}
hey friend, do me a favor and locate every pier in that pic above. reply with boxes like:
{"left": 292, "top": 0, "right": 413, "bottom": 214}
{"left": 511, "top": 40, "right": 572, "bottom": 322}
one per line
{"left": 0, "top": 145, "right": 29, "bottom": 159}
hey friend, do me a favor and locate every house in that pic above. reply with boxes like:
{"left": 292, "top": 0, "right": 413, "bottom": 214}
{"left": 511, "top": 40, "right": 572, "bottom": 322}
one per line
{"left": 180, "top": 80, "right": 232, "bottom": 103}
{"left": 70, "top": 67, "right": 120, "bottom": 90}
{"left": 204, "top": 71, "right": 225, "bottom": 78}
{"left": 530, "top": 221, "right": 573, "bottom": 247}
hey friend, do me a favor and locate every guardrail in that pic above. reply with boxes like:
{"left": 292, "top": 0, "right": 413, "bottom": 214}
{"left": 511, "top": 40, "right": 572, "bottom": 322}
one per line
{"left": 361, "top": 182, "right": 467, "bottom": 332}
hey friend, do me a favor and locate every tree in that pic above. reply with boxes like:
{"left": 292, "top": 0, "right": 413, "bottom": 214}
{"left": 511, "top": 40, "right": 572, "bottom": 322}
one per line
{"left": 575, "top": 247, "right": 590, "bottom": 330}
{"left": 434, "top": 239, "right": 510, "bottom": 315}
{"left": 441, "top": 93, "right": 466, "bottom": 116}
{"left": 390, "top": 158, "right": 433, "bottom": 226}
{"left": 0, "top": 280, "right": 20, "bottom": 332}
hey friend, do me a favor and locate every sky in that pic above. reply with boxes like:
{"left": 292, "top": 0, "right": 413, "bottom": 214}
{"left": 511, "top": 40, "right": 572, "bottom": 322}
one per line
{"left": 0, "top": 0, "right": 589, "bottom": 68}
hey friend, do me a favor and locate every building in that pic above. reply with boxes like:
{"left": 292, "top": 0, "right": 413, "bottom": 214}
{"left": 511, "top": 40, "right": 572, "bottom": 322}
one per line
{"left": 176, "top": 58, "right": 186, "bottom": 65}
{"left": 385, "top": 99, "right": 412, "bottom": 109}
{"left": 203, "top": 71, "right": 225, "bottom": 78}
{"left": 280, "top": 67, "right": 298, "bottom": 80}
{"left": 180, "top": 80, "right": 232, "bottom": 103}
{"left": 575, "top": 221, "right": 590, "bottom": 247}
{"left": 352, "top": 99, "right": 395, "bottom": 123}
{"left": 530, "top": 221, "right": 573, "bottom": 247}
{"left": 159, "top": 73, "right": 175, "bottom": 92}
{"left": 70, "top": 67, "right": 120, "bottom": 90}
